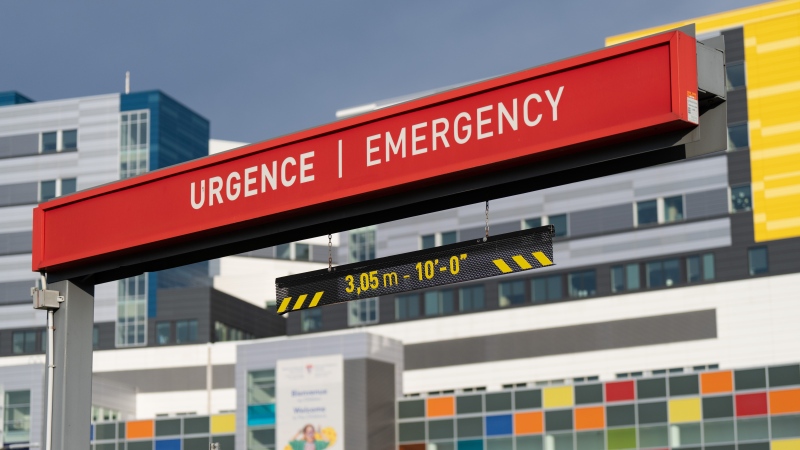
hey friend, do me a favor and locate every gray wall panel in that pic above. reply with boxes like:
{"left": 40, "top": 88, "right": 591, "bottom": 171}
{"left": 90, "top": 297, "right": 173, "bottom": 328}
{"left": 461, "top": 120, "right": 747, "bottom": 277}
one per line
{"left": 686, "top": 188, "right": 729, "bottom": 219}
{"left": 570, "top": 204, "right": 633, "bottom": 238}
{"left": 345, "top": 359, "right": 368, "bottom": 450}
{"left": 721, "top": 28, "right": 744, "bottom": 63}
{"left": 0, "top": 279, "right": 34, "bottom": 305}
{"left": 727, "top": 89, "right": 749, "bottom": 124}
{"left": 94, "top": 364, "right": 235, "bottom": 393}
{"left": 0, "top": 133, "right": 39, "bottom": 158}
{"left": 634, "top": 174, "right": 728, "bottom": 198}
{"left": 0, "top": 181, "right": 37, "bottom": 207}
{"left": 404, "top": 310, "right": 717, "bottom": 370}
{"left": 0, "top": 230, "right": 32, "bottom": 255}
{"left": 367, "top": 359, "right": 396, "bottom": 450}
{"left": 728, "top": 150, "right": 752, "bottom": 186}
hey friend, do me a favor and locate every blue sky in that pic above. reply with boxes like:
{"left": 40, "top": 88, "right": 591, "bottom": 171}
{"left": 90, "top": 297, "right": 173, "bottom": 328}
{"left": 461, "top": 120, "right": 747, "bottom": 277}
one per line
{"left": 1, "top": 1, "right": 765, "bottom": 143}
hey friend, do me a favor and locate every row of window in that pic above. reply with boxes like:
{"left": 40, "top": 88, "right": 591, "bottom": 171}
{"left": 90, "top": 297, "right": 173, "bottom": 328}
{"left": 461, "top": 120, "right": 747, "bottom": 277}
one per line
{"left": 39, "top": 177, "right": 77, "bottom": 202}
{"left": 156, "top": 319, "right": 199, "bottom": 345}
{"left": 299, "top": 247, "right": 770, "bottom": 332}
{"left": 420, "top": 188, "right": 753, "bottom": 248}
{"left": 3, "top": 390, "right": 30, "bottom": 444}
{"left": 214, "top": 320, "right": 254, "bottom": 342}
{"left": 40, "top": 129, "right": 78, "bottom": 153}
{"left": 275, "top": 242, "right": 312, "bottom": 261}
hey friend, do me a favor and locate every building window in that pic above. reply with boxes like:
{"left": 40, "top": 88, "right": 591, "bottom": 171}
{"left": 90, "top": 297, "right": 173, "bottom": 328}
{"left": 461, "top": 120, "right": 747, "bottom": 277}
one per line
{"left": 41, "top": 131, "right": 58, "bottom": 153}
{"left": 215, "top": 321, "right": 253, "bottom": 341}
{"left": 459, "top": 285, "right": 485, "bottom": 312}
{"left": 395, "top": 294, "right": 420, "bottom": 320}
{"left": 116, "top": 274, "right": 147, "bottom": 347}
{"left": 726, "top": 61, "right": 746, "bottom": 91}
{"left": 39, "top": 178, "right": 78, "bottom": 202}
{"left": 531, "top": 275, "right": 562, "bottom": 303}
{"left": 662, "top": 196, "right": 684, "bottom": 223}
{"left": 727, "top": 123, "right": 749, "bottom": 150}
{"left": 636, "top": 196, "right": 684, "bottom": 226}
{"left": 349, "top": 226, "right": 376, "bottom": 262}
{"left": 93, "top": 326, "right": 100, "bottom": 349}
{"left": 523, "top": 215, "right": 568, "bottom": 237}
{"left": 62, "top": 129, "right": 78, "bottom": 150}
{"left": 248, "top": 370, "right": 276, "bottom": 405}
{"left": 421, "top": 231, "right": 458, "bottom": 249}
{"left": 568, "top": 270, "right": 596, "bottom": 298}
{"left": 301, "top": 309, "right": 323, "bottom": 332}
{"left": 523, "top": 217, "right": 542, "bottom": 229}
{"left": 424, "top": 290, "right": 455, "bottom": 316}
{"left": 348, "top": 298, "right": 379, "bottom": 326}
{"left": 748, "top": 246, "right": 768, "bottom": 276}
{"left": 120, "top": 110, "right": 149, "bottom": 179}
{"left": 646, "top": 258, "right": 681, "bottom": 288}
{"left": 294, "top": 243, "right": 310, "bottom": 261}
{"left": 4, "top": 390, "right": 31, "bottom": 444}
{"left": 276, "top": 243, "right": 291, "bottom": 260}
{"left": 636, "top": 200, "right": 658, "bottom": 226}
{"left": 499, "top": 280, "right": 526, "bottom": 307}
{"left": 176, "top": 319, "right": 198, "bottom": 343}
{"left": 611, "top": 264, "right": 640, "bottom": 293}
{"left": 730, "top": 184, "right": 752, "bottom": 212}
{"left": 156, "top": 322, "right": 171, "bottom": 345}
{"left": 12, "top": 330, "right": 38, "bottom": 354}
{"left": 687, "top": 253, "right": 715, "bottom": 283}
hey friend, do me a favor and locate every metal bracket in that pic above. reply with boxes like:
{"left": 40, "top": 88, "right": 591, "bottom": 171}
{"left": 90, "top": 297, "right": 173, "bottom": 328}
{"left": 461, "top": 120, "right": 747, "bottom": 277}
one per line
{"left": 32, "top": 287, "right": 64, "bottom": 310}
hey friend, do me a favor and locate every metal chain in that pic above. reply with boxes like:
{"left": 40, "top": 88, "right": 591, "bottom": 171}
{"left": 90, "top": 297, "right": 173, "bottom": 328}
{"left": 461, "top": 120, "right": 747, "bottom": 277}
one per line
{"left": 484, "top": 200, "right": 490, "bottom": 241}
{"left": 328, "top": 234, "right": 333, "bottom": 272}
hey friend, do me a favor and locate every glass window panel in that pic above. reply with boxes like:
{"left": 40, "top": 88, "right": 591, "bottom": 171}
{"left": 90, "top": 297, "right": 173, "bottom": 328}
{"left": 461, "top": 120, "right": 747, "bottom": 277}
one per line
{"left": 456, "top": 395, "right": 482, "bottom": 414}
{"left": 703, "top": 254, "right": 715, "bottom": 281}
{"left": 300, "top": 309, "right": 322, "bottom": 332}
{"left": 421, "top": 234, "right": 436, "bottom": 249}
{"left": 514, "top": 390, "right": 542, "bottom": 409}
{"left": 704, "top": 420, "right": 735, "bottom": 443}
{"left": 639, "top": 424, "right": 668, "bottom": 448}
{"left": 40, "top": 180, "right": 57, "bottom": 202}
{"left": 516, "top": 435, "right": 543, "bottom": 450}
{"left": 398, "top": 400, "right": 425, "bottom": 418}
{"left": 611, "top": 266, "right": 625, "bottom": 293}
{"left": 441, "top": 290, "right": 455, "bottom": 314}
{"left": 441, "top": 231, "right": 457, "bottom": 245}
{"left": 625, "top": 264, "right": 639, "bottom": 290}
{"left": 349, "top": 226, "right": 376, "bottom": 262}
{"left": 544, "top": 410, "right": 572, "bottom": 431}
{"left": 669, "top": 375, "right": 699, "bottom": 396}
{"left": 399, "top": 421, "right": 426, "bottom": 442}
{"left": 637, "top": 200, "right": 658, "bottom": 226}
{"left": 606, "top": 404, "right": 635, "bottom": 427}
{"left": 428, "top": 419, "right": 454, "bottom": 440}
{"left": 663, "top": 196, "right": 684, "bottom": 222}
{"left": 127, "top": 442, "right": 153, "bottom": 450}
{"left": 646, "top": 261, "right": 663, "bottom": 288}
{"left": 524, "top": 218, "right": 542, "bottom": 229}
{"left": 155, "top": 419, "right": 181, "bottom": 436}
{"left": 485, "top": 392, "right": 512, "bottom": 412}
{"left": 726, "top": 62, "right": 745, "bottom": 90}
{"left": 663, "top": 258, "right": 681, "bottom": 287}
{"left": 294, "top": 243, "right": 310, "bottom": 261}
{"left": 130, "top": 122, "right": 139, "bottom": 147}
{"left": 670, "top": 422, "right": 701, "bottom": 447}
{"left": 42, "top": 131, "right": 57, "bottom": 153}
{"left": 727, "top": 123, "right": 749, "bottom": 150}
{"left": 139, "top": 120, "right": 147, "bottom": 146}
{"left": 459, "top": 286, "right": 485, "bottom": 312}
{"left": 546, "top": 276, "right": 562, "bottom": 300}
{"left": 771, "top": 414, "right": 800, "bottom": 438}
{"left": 183, "top": 416, "right": 210, "bottom": 434}
{"left": 156, "top": 322, "right": 170, "bottom": 345}
{"left": 735, "top": 368, "right": 767, "bottom": 390}
{"left": 431, "top": 443, "right": 455, "bottom": 450}
{"left": 607, "top": 428, "right": 636, "bottom": 450}
{"left": 576, "top": 430, "right": 602, "bottom": 450}
{"left": 546, "top": 432, "right": 573, "bottom": 450}
{"left": 396, "top": 294, "right": 420, "bottom": 320}
{"left": 183, "top": 437, "right": 210, "bottom": 450}
{"left": 731, "top": 185, "right": 752, "bottom": 212}
{"left": 568, "top": 270, "right": 596, "bottom": 298}
{"left": 62, "top": 129, "right": 78, "bottom": 149}
{"left": 549, "top": 214, "right": 568, "bottom": 237}
{"left": 248, "top": 427, "right": 275, "bottom": 450}
{"left": 486, "top": 437, "right": 513, "bottom": 450}
{"left": 748, "top": 247, "right": 768, "bottom": 275}
{"left": 457, "top": 417, "right": 483, "bottom": 437}
{"left": 276, "top": 243, "right": 291, "bottom": 260}
{"left": 638, "top": 401, "right": 667, "bottom": 424}
{"left": 425, "top": 291, "right": 441, "bottom": 316}
{"left": 61, "top": 178, "right": 77, "bottom": 196}
{"left": 687, "top": 256, "right": 701, "bottom": 283}
{"left": 737, "top": 417, "right": 768, "bottom": 441}
{"left": 575, "top": 384, "right": 603, "bottom": 404}
{"left": 498, "top": 280, "right": 525, "bottom": 307}
{"left": 769, "top": 364, "right": 800, "bottom": 387}
{"left": 703, "top": 396, "right": 733, "bottom": 419}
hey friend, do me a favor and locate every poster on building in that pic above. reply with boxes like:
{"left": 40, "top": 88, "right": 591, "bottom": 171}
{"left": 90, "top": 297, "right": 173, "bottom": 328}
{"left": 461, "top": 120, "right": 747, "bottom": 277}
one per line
{"left": 276, "top": 354, "right": 344, "bottom": 450}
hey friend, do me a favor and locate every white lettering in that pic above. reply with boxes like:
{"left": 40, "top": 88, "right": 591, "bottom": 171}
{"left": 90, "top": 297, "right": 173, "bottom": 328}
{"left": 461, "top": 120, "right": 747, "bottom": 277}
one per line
{"left": 477, "top": 105, "right": 494, "bottom": 140}
{"left": 244, "top": 166, "right": 257, "bottom": 197}
{"left": 454, "top": 112, "right": 472, "bottom": 144}
{"left": 385, "top": 128, "right": 406, "bottom": 161}
{"left": 209, "top": 176, "right": 223, "bottom": 206}
{"left": 432, "top": 118, "right": 450, "bottom": 151}
{"left": 366, "top": 134, "right": 381, "bottom": 166}
{"left": 546, "top": 86, "right": 564, "bottom": 121}
{"left": 261, "top": 162, "right": 278, "bottom": 192}
{"left": 498, "top": 99, "right": 518, "bottom": 134}
{"left": 281, "top": 157, "right": 296, "bottom": 187}
{"left": 523, "top": 93, "right": 542, "bottom": 127}
{"left": 300, "top": 151, "right": 314, "bottom": 183}
{"left": 412, "top": 123, "right": 427, "bottom": 155}
{"left": 190, "top": 180, "right": 205, "bottom": 209}
{"left": 226, "top": 171, "right": 241, "bottom": 201}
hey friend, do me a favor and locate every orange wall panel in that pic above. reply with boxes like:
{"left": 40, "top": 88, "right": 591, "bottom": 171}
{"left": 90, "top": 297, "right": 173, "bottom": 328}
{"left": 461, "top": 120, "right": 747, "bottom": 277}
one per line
{"left": 515, "top": 411, "right": 543, "bottom": 434}
{"left": 427, "top": 397, "right": 455, "bottom": 417}
{"left": 770, "top": 388, "right": 800, "bottom": 414}
{"left": 126, "top": 420, "right": 154, "bottom": 439}
{"left": 575, "top": 406, "right": 605, "bottom": 430}
{"left": 701, "top": 371, "right": 733, "bottom": 394}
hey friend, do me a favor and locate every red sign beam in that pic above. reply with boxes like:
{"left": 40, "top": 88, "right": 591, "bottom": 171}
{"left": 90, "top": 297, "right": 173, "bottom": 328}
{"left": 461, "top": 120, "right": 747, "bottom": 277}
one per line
{"left": 34, "top": 30, "right": 701, "bottom": 281}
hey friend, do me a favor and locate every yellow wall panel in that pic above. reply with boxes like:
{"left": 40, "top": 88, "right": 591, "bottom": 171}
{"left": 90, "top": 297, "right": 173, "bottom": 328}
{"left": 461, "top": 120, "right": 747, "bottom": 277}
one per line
{"left": 773, "top": 439, "right": 800, "bottom": 450}
{"left": 210, "top": 413, "right": 236, "bottom": 434}
{"left": 669, "top": 398, "right": 702, "bottom": 423}
{"left": 543, "top": 386, "right": 574, "bottom": 408}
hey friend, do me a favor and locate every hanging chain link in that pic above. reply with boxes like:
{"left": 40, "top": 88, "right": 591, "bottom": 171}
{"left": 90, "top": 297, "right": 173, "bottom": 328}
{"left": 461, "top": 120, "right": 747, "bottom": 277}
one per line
{"left": 328, "top": 234, "right": 333, "bottom": 272}
{"left": 484, "top": 200, "right": 490, "bottom": 241}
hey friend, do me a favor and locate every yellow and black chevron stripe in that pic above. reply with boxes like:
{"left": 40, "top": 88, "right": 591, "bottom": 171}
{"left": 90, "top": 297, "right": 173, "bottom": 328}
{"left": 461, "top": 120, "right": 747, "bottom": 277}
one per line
{"left": 277, "top": 291, "right": 324, "bottom": 314}
{"left": 492, "top": 252, "right": 553, "bottom": 273}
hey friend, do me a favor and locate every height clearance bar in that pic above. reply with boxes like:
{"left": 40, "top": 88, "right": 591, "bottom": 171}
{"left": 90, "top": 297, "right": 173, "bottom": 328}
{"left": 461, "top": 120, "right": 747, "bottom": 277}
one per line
{"left": 276, "top": 226, "right": 554, "bottom": 314}
{"left": 33, "top": 30, "right": 697, "bottom": 276}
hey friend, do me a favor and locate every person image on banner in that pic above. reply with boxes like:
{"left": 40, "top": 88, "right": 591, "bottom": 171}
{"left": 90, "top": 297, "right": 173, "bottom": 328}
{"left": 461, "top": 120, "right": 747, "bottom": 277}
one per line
{"left": 287, "top": 424, "right": 335, "bottom": 450}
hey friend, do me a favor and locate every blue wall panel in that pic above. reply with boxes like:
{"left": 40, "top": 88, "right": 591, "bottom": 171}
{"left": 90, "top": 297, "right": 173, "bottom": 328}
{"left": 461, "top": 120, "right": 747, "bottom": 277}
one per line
{"left": 485, "top": 414, "right": 513, "bottom": 436}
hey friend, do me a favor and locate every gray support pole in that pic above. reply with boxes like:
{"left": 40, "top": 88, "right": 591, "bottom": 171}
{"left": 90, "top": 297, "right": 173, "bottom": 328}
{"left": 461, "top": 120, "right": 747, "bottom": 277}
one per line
{"left": 43, "top": 279, "right": 95, "bottom": 450}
